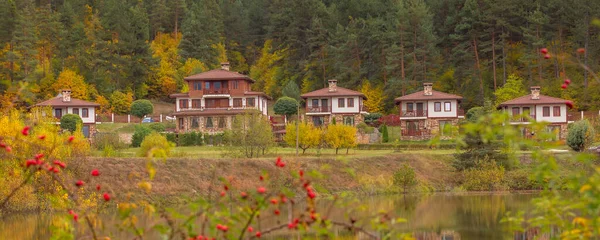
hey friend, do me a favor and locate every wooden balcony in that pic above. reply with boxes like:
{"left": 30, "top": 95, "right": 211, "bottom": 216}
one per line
{"left": 458, "top": 109, "right": 465, "bottom": 116}
{"left": 306, "top": 106, "right": 331, "bottom": 113}
{"left": 401, "top": 110, "right": 427, "bottom": 118}
{"left": 510, "top": 114, "right": 536, "bottom": 123}
{"left": 203, "top": 89, "right": 230, "bottom": 95}
{"left": 401, "top": 129, "right": 431, "bottom": 136}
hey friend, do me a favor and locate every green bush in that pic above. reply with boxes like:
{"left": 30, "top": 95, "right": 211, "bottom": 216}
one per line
{"left": 356, "top": 122, "right": 374, "bottom": 134}
{"left": 148, "top": 123, "right": 166, "bottom": 132}
{"left": 93, "top": 132, "right": 126, "bottom": 150}
{"left": 381, "top": 125, "right": 389, "bottom": 143}
{"left": 180, "top": 132, "right": 196, "bottom": 146}
{"left": 453, "top": 134, "right": 510, "bottom": 171}
{"left": 130, "top": 99, "right": 154, "bottom": 119}
{"left": 131, "top": 125, "right": 153, "bottom": 147}
{"left": 356, "top": 142, "right": 455, "bottom": 150}
{"left": 273, "top": 97, "right": 299, "bottom": 117}
{"left": 461, "top": 161, "right": 507, "bottom": 191}
{"left": 364, "top": 113, "right": 382, "bottom": 125}
{"left": 567, "top": 120, "right": 595, "bottom": 152}
{"left": 393, "top": 164, "right": 418, "bottom": 193}
{"left": 60, "top": 114, "right": 83, "bottom": 132}
{"left": 196, "top": 132, "right": 204, "bottom": 146}
{"left": 163, "top": 133, "right": 177, "bottom": 145}
{"left": 505, "top": 168, "right": 543, "bottom": 190}
{"left": 138, "top": 132, "right": 173, "bottom": 157}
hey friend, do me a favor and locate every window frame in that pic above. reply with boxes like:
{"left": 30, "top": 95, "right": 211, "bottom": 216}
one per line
{"left": 191, "top": 99, "right": 201, "bottom": 108}
{"left": 512, "top": 107, "right": 520, "bottom": 116}
{"left": 247, "top": 98, "right": 255, "bottom": 107}
{"left": 206, "top": 117, "right": 213, "bottom": 128}
{"left": 233, "top": 98, "right": 242, "bottom": 107}
{"left": 194, "top": 82, "right": 202, "bottom": 90}
{"left": 444, "top": 102, "right": 451, "bottom": 112}
{"left": 82, "top": 108, "right": 89, "bottom": 118}
{"left": 214, "top": 82, "right": 221, "bottom": 90}
{"left": 553, "top": 106, "right": 561, "bottom": 116}
{"left": 406, "top": 103, "right": 414, "bottom": 112}
{"left": 218, "top": 117, "right": 225, "bottom": 128}
{"left": 312, "top": 99, "right": 319, "bottom": 107}
{"left": 338, "top": 98, "right": 345, "bottom": 108}
{"left": 343, "top": 116, "right": 354, "bottom": 126}
{"left": 73, "top": 108, "right": 79, "bottom": 116}
{"left": 205, "top": 82, "right": 210, "bottom": 90}
{"left": 191, "top": 117, "right": 199, "bottom": 128}
{"left": 179, "top": 99, "right": 189, "bottom": 109}
{"left": 543, "top": 106, "right": 550, "bottom": 117}
{"left": 232, "top": 80, "right": 238, "bottom": 89}
{"left": 434, "top": 102, "right": 442, "bottom": 112}
{"left": 347, "top": 98, "right": 354, "bottom": 108}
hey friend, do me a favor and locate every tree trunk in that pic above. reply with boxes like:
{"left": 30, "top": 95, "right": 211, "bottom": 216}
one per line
{"left": 502, "top": 30, "right": 507, "bottom": 85}
{"left": 335, "top": 148, "right": 338, "bottom": 155}
{"left": 473, "top": 38, "right": 484, "bottom": 104}
{"left": 412, "top": 29, "right": 418, "bottom": 86}
{"left": 492, "top": 31, "right": 497, "bottom": 90}
{"left": 346, "top": 147, "right": 349, "bottom": 154}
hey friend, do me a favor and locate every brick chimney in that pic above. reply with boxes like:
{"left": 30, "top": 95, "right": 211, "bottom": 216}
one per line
{"left": 328, "top": 79, "right": 338, "bottom": 92}
{"left": 530, "top": 86, "right": 541, "bottom": 100}
{"left": 220, "top": 62, "right": 230, "bottom": 71}
{"left": 423, "top": 83, "right": 433, "bottom": 96}
{"left": 62, "top": 89, "right": 71, "bottom": 102}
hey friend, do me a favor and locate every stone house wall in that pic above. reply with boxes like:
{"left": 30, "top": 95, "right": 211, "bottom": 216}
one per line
{"left": 180, "top": 115, "right": 234, "bottom": 134}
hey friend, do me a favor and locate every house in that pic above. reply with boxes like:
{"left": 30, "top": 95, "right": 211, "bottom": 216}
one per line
{"left": 498, "top": 86, "right": 569, "bottom": 140}
{"left": 394, "top": 83, "right": 464, "bottom": 140}
{"left": 35, "top": 89, "right": 100, "bottom": 138}
{"left": 300, "top": 79, "right": 368, "bottom": 127}
{"left": 169, "top": 62, "right": 271, "bottom": 133}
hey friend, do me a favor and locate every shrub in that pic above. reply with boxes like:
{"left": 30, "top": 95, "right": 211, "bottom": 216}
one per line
{"left": 393, "top": 164, "right": 418, "bottom": 193}
{"left": 138, "top": 132, "right": 173, "bottom": 157}
{"left": 226, "top": 111, "right": 274, "bottom": 158}
{"left": 381, "top": 125, "right": 389, "bottom": 143}
{"left": 453, "top": 133, "right": 510, "bottom": 171}
{"left": 364, "top": 113, "right": 382, "bottom": 125}
{"left": 60, "top": 114, "right": 83, "bottom": 132}
{"left": 273, "top": 97, "right": 299, "bottom": 118}
{"left": 505, "top": 168, "right": 543, "bottom": 190}
{"left": 180, "top": 132, "right": 197, "bottom": 146}
{"left": 356, "top": 122, "right": 374, "bottom": 134}
{"left": 567, "top": 120, "right": 595, "bottom": 152}
{"left": 461, "top": 161, "right": 507, "bottom": 191}
{"left": 93, "top": 132, "right": 126, "bottom": 150}
{"left": 131, "top": 125, "right": 153, "bottom": 147}
{"left": 324, "top": 124, "right": 357, "bottom": 154}
{"left": 148, "top": 123, "right": 166, "bottom": 132}
{"left": 164, "top": 133, "right": 177, "bottom": 145}
{"left": 131, "top": 99, "right": 154, "bottom": 120}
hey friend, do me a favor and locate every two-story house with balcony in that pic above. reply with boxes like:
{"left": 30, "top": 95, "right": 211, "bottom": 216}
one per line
{"left": 394, "top": 83, "right": 464, "bottom": 140}
{"left": 35, "top": 89, "right": 100, "bottom": 138}
{"left": 169, "top": 62, "right": 271, "bottom": 133}
{"left": 498, "top": 86, "right": 569, "bottom": 140}
{"left": 300, "top": 79, "right": 367, "bottom": 127}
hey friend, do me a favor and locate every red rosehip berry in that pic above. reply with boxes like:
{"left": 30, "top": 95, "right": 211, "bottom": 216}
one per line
{"left": 223, "top": 185, "right": 229, "bottom": 191}
{"left": 257, "top": 187, "right": 266, "bottom": 194}
{"left": 310, "top": 212, "right": 317, "bottom": 220}
{"left": 35, "top": 153, "right": 44, "bottom": 160}
{"left": 220, "top": 191, "right": 226, "bottom": 197}
{"left": 47, "top": 166, "right": 54, "bottom": 172}
{"left": 38, "top": 135, "right": 46, "bottom": 140}
{"left": 0, "top": 142, "right": 5, "bottom": 148}
{"left": 196, "top": 236, "right": 205, "bottom": 240}
{"left": 96, "top": 184, "right": 101, "bottom": 191}
{"left": 307, "top": 191, "right": 316, "bottom": 199}
{"left": 565, "top": 100, "right": 574, "bottom": 109}
{"left": 564, "top": 79, "right": 571, "bottom": 85}
{"left": 75, "top": 180, "right": 84, "bottom": 187}
{"left": 221, "top": 225, "right": 228, "bottom": 232}
{"left": 280, "top": 195, "right": 287, "bottom": 203}
{"left": 216, "top": 224, "right": 222, "bottom": 230}
{"left": 299, "top": 170, "right": 304, "bottom": 177}
{"left": 53, "top": 160, "right": 66, "bottom": 168}
{"left": 544, "top": 54, "right": 551, "bottom": 59}
{"left": 274, "top": 209, "right": 280, "bottom": 215}
{"left": 247, "top": 226, "right": 254, "bottom": 232}
{"left": 255, "top": 232, "right": 261, "bottom": 238}
{"left": 68, "top": 209, "right": 75, "bottom": 215}
{"left": 25, "top": 160, "right": 36, "bottom": 168}
{"left": 21, "top": 126, "right": 30, "bottom": 136}
{"left": 577, "top": 48, "right": 586, "bottom": 54}
{"left": 73, "top": 214, "right": 78, "bottom": 222}
{"left": 68, "top": 136, "right": 75, "bottom": 143}
{"left": 270, "top": 198, "right": 278, "bottom": 205}
{"left": 103, "top": 193, "right": 110, "bottom": 201}
{"left": 287, "top": 223, "right": 296, "bottom": 229}
{"left": 4, "top": 146, "right": 11, "bottom": 152}
{"left": 91, "top": 169, "right": 100, "bottom": 176}
{"left": 540, "top": 48, "right": 548, "bottom": 54}
{"left": 561, "top": 84, "right": 567, "bottom": 89}
{"left": 259, "top": 175, "right": 264, "bottom": 181}
{"left": 240, "top": 192, "right": 248, "bottom": 199}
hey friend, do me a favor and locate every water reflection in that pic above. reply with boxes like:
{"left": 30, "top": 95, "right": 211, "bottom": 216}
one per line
{"left": 0, "top": 192, "right": 537, "bottom": 239}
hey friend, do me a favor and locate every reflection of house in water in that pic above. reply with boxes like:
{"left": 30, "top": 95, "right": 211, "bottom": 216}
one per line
{"left": 513, "top": 228, "right": 553, "bottom": 240}
{"left": 414, "top": 230, "right": 460, "bottom": 240}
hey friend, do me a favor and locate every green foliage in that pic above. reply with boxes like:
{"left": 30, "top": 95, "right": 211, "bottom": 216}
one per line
{"left": 273, "top": 97, "right": 299, "bottom": 117}
{"left": 163, "top": 133, "right": 177, "bottom": 145}
{"left": 93, "top": 132, "right": 126, "bottom": 150}
{"left": 225, "top": 111, "right": 274, "bottom": 158}
{"left": 131, "top": 125, "right": 153, "bottom": 147}
{"left": 138, "top": 132, "right": 173, "bottom": 158}
{"left": 282, "top": 81, "right": 301, "bottom": 100}
{"left": 567, "top": 120, "right": 596, "bottom": 152}
{"left": 461, "top": 161, "right": 507, "bottom": 191}
{"left": 393, "top": 164, "right": 418, "bottom": 193}
{"left": 453, "top": 133, "right": 510, "bottom": 171}
{"left": 493, "top": 75, "right": 527, "bottom": 107}
{"left": 381, "top": 125, "right": 389, "bottom": 143}
{"left": 147, "top": 123, "right": 166, "bottom": 132}
{"left": 364, "top": 113, "right": 382, "bottom": 125}
{"left": 60, "top": 114, "right": 82, "bottom": 132}
{"left": 356, "top": 122, "right": 374, "bottom": 134}
{"left": 130, "top": 100, "right": 154, "bottom": 119}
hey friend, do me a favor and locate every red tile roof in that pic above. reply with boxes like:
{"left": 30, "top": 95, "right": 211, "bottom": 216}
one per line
{"left": 184, "top": 69, "right": 255, "bottom": 82}
{"left": 301, "top": 87, "right": 366, "bottom": 99}
{"left": 498, "top": 94, "right": 567, "bottom": 106}
{"left": 36, "top": 96, "right": 100, "bottom": 107}
{"left": 394, "top": 90, "right": 462, "bottom": 103}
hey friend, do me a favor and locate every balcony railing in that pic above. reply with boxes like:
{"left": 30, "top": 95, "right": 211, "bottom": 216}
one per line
{"left": 203, "top": 89, "right": 230, "bottom": 95}
{"left": 306, "top": 106, "right": 331, "bottom": 113}
{"left": 401, "top": 129, "right": 431, "bottom": 136}
{"left": 401, "top": 110, "right": 427, "bottom": 117}
{"left": 510, "top": 114, "right": 536, "bottom": 123}
{"left": 458, "top": 109, "right": 465, "bottom": 116}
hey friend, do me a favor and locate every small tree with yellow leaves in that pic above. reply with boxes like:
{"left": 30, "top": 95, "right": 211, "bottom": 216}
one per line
{"left": 324, "top": 124, "right": 358, "bottom": 154}
{"left": 284, "top": 121, "right": 323, "bottom": 154}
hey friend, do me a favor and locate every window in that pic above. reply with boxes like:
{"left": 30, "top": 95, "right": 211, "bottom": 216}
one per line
{"left": 439, "top": 121, "right": 451, "bottom": 135}
{"left": 206, "top": 117, "right": 213, "bottom": 128}
{"left": 192, "top": 99, "right": 201, "bottom": 108}
{"left": 191, "top": 117, "right": 199, "bottom": 128}
{"left": 179, "top": 118, "right": 184, "bottom": 130}
{"left": 55, "top": 109, "right": 63, "bottom": 118}
{"left": 434, "top": 102, "right": 441, "bottom": 112}
{"left": 407, "top": 103, "right": 414, "bottom": 112}
{"left": 343, "top": 116, "right": 354, "bottom": 126}
{"left": 312, "top": 116, "right": 325, "bottom": 127}
{"left": 73, "top": 108, "right": 79, "bottom": 115}
{"left": 512, "top": 107, "right": 520, "bottom": 116}
{"left": 347, "top": 98, "right": 354, "bottom": 107}
{"left": 444, "top": 102, "right": 451, "bottom": 112}
{"left": 179, "top": 99, "right": 189, "bottom": 109}
{"left": 543, "top": 106, "right": 550, "bottom": 117}
{"left": 194, "top": 82, "right": 202, "bottom": 90}
{"left": 546, "top": 125, "right": 561, "bottom": 141}
{"left": 214, "top": 82, "right": 221, "bottom": 90}
{"left": 312, "top": 99, "right": 319, "bottom": 107}
{"left": 233, "top": 98, "right": 242, "bottom": 107}
{"left": 82, "top": 125, "right": 90, "bottom": 138}
{"left": 218, "top": 117, "right": 225, "bottom": 128}
{"left": 205, "top": 82, "right": 210, "bottom": 90}
{"left": 247, "top": 98, "right": 255, "bottom": 107}
{"left": 232, "top": 80, "right": 238, "bottom": 89}
{"left": 338, "top": 98, "right": 345, "bottom": 108}
{"left": 82, "top": 108, "right": 89, "bottom": 118}
{"left": 553, "top": 106, "right": 561, "bottom": 116}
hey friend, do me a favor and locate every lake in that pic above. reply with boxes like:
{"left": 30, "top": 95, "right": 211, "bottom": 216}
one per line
{"left": 0, "top": 192, "right": 538, "bottom": 239}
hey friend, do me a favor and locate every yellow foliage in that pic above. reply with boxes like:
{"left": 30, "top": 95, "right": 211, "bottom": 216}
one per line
{"left": 52, "top": 69, "right": 90, "bottom": 100}
{"left": 148, "top": 32, "right": 183, "bottom": 98}
{"left": 324, "top": 124, "right": 358, "bottom": 154}
{"left": 360, "top": 79, "right": 384, "bottom": 113}
{"left": 181, "top": 58, "right": 208, "bottom": 76}
{"left": 249, "top": 39, "right": 287, "bottom": 97}
{"left": 284, "top": 121, "right": 323, "bottom": 154}
{"left": 212, "top": 42, "right": 228, "bottom": 64}
{"left": 95, "top": 95, "right": 111, "bottom": 114}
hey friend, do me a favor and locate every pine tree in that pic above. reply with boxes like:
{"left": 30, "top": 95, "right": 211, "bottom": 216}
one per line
{"left": 180, "top": 0, "right": 223, "bottom": 67}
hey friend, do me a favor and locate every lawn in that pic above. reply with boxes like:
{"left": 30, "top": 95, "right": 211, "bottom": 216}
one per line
{"left": 96, "top": 122, "right": 137, "bottom": 133}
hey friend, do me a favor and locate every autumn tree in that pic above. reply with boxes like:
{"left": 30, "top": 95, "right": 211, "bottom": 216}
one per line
{"left": 148, "top": 32, "right": 181, "bottom": 99}
{"left": 284, "top": 122, "right": 323, "bottom": 154}
{"left": 493, "top": 74, "right": 527, "bottom": 107}
{"left": 360, "top": 80, "right": 384, "bottom": 113}
{"left": 52, "top": 69, "right": 89, "bottom": 100}
{"left": 225, "top": 111, "right": 274, "bottom": 158}
{"left": 324, "top": 124, "right": 358, "bottom": 154}
{"left": 110, "top": 91, "right": 133, "bottom": 114}
{"left": 249, "top": 40, "right": 287, "bottom": 98}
